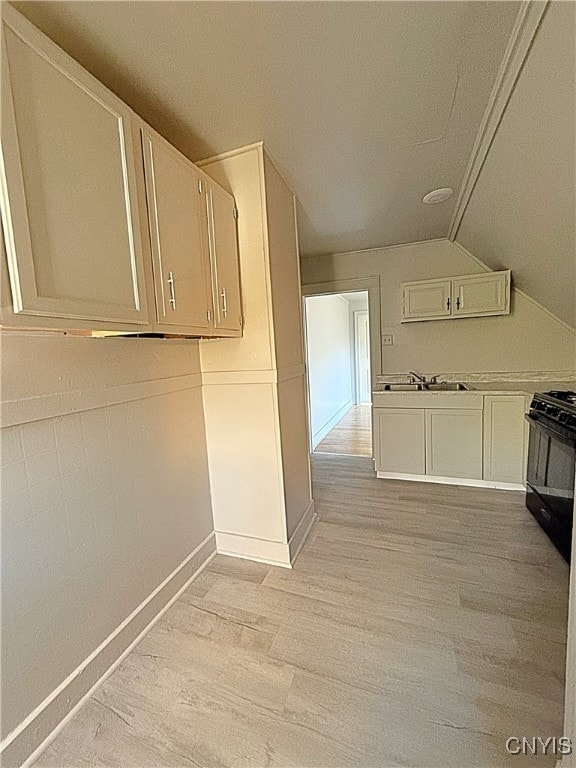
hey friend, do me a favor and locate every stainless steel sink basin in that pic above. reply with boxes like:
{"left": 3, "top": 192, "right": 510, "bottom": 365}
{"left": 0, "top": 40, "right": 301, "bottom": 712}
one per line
{"left": 424, "top": 382, "right": 468, "bottom": 391}
{"left": 377, "top": 382, "right": 468, "bottom": 392}
{"left": 379, "top": 383, "right": 425, "bottom": 391}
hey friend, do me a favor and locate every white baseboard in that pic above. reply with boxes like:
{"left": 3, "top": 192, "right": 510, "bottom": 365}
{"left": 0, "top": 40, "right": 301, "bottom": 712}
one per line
{"left": 215, "top": 530, "right": 292, "bottom": 568}
{"left": 216, "top": 499, "right": 317, "bottom": 569}
{"left": 376, "top": 471, "right": 524, "bottom": 491}
{"left": 2, "top": 533, "right": 217, "bottom": 768}
{"left": 288, "top": 500, "right": 316, "bottom": 564}
{"left": 312, "top": 399, "right": 354, "bottom": 449}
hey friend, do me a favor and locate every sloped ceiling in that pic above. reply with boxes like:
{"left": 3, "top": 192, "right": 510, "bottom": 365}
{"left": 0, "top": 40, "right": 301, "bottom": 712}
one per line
{"left": 455, "top": 2, "right": 576, "bottom": 329}
{"left": 12, "top": 0, "right": 518, "bottom": 257}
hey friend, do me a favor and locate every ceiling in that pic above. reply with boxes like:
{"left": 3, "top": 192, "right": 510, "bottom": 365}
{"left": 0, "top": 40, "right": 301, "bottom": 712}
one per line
{"left": 12, "top": 1, "right": 520, "bottom": 258}
{"left": 455, "top": 1, "right": 576, "bottom": 329}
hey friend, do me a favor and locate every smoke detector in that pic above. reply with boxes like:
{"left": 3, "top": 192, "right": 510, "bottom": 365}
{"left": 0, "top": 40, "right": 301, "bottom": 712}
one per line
{"left": 422, "top": 187, "right": 454, "bottom": 204}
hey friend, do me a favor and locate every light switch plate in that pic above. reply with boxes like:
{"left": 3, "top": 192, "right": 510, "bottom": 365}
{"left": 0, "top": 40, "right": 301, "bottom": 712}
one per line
{"left": 382, "top": 334, "right": 394, "bottom": 346}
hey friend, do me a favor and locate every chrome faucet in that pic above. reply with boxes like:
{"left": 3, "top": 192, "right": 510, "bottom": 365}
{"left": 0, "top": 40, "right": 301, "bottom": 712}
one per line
{"left": 408, "top": 371, "right": 427, "bottom": 384}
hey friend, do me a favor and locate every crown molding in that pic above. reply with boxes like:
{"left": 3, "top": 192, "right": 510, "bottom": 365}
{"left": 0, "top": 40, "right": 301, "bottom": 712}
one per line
{"left": 448, "top": 0, "right": 550, "bottom": 240}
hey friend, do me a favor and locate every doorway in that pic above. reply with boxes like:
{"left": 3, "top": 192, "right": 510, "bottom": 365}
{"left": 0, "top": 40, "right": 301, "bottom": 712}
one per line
{"left": 304, "top": 290, "right": 372, "bottom": 457}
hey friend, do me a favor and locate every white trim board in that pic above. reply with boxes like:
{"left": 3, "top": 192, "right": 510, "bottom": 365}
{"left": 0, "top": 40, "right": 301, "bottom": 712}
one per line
{"left": 288, "top": 500, "right": 316, "bottom": 565}
{"left": 215, "top": 531, "right": 292, "bottom": 568}
{"left": 0, "top": 372, "right": 204, "bottom": 428}
{"left": 311, "top": 398, "right": 354, "bottom": 450}
{"left": 448, "top": 1, "right": 550, "bottom": 240}
{"left": 216, "top": 499, "right": 317, "bottom": 569}
{"left": 2, "top": 533, "right": 217, "bottom": 768}
{"left": 376, "top": 471, "right": 524, "bottom": 491}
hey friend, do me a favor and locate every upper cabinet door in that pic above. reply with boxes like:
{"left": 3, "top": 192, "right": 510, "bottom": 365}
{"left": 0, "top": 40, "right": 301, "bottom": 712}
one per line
{"left": 205, "top": 183, "right": 242, "bottom": 335}
{"left": 402, "top": 278, "right": 451, "bottom": 322}
{"left": 0, "top": 7, "right": 149, "bottom": 325}
{"left": 451, "top": 270, "right": 510, "bottom": 318}
{"left": 141, "top": 129, "right": 211, "bottom": 333}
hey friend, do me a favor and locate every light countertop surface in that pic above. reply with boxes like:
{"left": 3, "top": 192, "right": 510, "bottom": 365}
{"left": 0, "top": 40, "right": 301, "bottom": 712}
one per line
{"left": 373, "top": 380, "right": 576, "bottom": 397}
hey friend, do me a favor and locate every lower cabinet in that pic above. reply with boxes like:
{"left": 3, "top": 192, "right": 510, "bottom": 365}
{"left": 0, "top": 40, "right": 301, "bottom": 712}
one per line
{"left": 374, "top": 394, "right": 527, "bottom": 486}
{"left": 483, "top": 395, "right": 527, "bottom": 483}
{"left": 374, "top": 408, "right": 425, "bottom": 474}
{"left": 425, "top": 409, "right": 482, "bottom": 479}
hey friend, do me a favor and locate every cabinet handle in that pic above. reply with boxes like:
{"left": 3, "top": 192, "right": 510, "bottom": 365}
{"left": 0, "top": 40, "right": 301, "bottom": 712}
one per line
{"left": 221, "top": 287, "right": 228, "bottom": 318}
{"left": 446, "top": 297, "right": 451, "bottom": 310}
{"left": 167, "top": 270, "right": 176, "bottom": 311}
{"left": 456, "top": 296, "right": 461, "bottom": 310}
{"left": 207, "top": 309, "right": 211, "bottom": 324}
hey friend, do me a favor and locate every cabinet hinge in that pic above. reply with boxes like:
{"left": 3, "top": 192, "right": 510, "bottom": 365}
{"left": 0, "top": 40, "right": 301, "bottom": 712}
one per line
{"left": 239, "top": 315, "right": 244, "bottom": 327}
{"left": 233, "top": 207, "right": 239, "bottom": 219}
{"left": 198, "top": 180, "right": 203, "bottom": 194}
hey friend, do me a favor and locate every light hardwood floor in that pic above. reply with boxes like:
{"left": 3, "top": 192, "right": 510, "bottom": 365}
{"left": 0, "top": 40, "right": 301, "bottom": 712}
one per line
{"left": 315, "top": 403, "right": 372, "bottom": 457}
{"left": 35, "top": 455, "right": 569, "bottom": 768}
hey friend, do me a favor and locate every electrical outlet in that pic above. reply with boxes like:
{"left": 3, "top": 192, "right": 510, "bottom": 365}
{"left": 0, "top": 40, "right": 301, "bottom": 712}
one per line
{"left": 382, "top": 334, "right": 394, "bottom": 346}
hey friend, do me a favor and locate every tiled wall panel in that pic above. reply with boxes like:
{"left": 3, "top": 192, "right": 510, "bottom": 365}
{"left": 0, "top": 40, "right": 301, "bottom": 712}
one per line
{"left": 1, "top": 377, "right": 213, "bottom": 740}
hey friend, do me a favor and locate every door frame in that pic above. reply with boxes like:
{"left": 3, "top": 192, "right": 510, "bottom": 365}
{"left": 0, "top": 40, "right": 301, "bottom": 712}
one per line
{"left": 353, "top": 309, "right": 370, "bottom": 404}
{"left": 302, "top": 276, "right": 381, "bottom": 389}
{"left": 301, "top": 276, "right": 381, "bottom": 455}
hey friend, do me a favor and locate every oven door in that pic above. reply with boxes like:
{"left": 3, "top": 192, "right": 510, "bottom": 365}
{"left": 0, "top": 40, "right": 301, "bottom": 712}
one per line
{"left": 526, "top": 413, "right": 575, "bottom": 530}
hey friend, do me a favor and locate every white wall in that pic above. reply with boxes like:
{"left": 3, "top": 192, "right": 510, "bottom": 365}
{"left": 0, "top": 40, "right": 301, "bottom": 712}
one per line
{"left": 0, "top": 330, "right": 215, "bottom": 766}
{"left": 301, "top": 239, "right": 576, "bottom": 377}
{"left": 305, "top": 294, "right": 354, "bottom": 447}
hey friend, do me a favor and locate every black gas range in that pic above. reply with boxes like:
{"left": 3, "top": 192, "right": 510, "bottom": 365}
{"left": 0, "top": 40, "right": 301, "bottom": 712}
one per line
{"left": 525, "top": 391, "right": 576, "bottom": 562}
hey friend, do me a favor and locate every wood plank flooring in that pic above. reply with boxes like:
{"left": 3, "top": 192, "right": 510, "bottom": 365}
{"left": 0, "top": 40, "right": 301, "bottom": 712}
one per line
{"left": 35, "top": 455, "right": 569, "bottom": 768}
{"left": 315, "top": 404, "right": 372, "bottom": 457}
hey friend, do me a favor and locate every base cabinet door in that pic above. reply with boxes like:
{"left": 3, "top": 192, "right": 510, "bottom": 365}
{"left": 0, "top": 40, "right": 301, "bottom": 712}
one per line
{"left": 1, "top": 7, "right": 149, "bottom": 327}
{"left": 205, "top": 182, "right": 242, "bottom": 335}
{"left": 483, "top": 395, "right": 527, "bottom": 483}
{"left": 426, "top": 409, "right": 483, "bottom": 479}
{"left": 374, "top": 408, "right": 425, "bottom": 474}
{"left": 141, "top": 128, "right": 211, "bottom": 334}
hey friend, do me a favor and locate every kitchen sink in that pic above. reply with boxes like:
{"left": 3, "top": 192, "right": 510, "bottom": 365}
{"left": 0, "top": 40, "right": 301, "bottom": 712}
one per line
{"left": 377, "top": 382, "right": 468, "bottom": 392}
{"left": 379, "top": 383, "right": 426, "bottom": 391}
{"left": 424, "top": 382, "right": 468, "bottom": 391}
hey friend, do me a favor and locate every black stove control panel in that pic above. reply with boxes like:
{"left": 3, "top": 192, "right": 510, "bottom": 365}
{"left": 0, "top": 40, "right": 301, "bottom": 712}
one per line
{"left": 530, "top": 391, "right": 576, "bottom": 433}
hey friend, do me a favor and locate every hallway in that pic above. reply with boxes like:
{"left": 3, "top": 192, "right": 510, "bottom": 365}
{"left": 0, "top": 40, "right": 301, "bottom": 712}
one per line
{"left": 34, "top": 455, "right": 569, "bottom": 768}
{"left": 315, "top": 404, "right": 372, "bottom": 457}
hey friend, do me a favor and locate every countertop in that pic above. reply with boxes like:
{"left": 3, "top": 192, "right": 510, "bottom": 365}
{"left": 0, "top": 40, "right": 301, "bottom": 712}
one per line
{"left": 373, "top": 380, "right": 576, "bottom": 397}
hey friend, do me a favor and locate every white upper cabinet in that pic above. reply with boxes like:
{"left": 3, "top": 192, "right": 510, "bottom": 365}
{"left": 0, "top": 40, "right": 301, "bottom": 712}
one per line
{"left": 451, "top": 271, "right": 510, "bottom": 318}
{"left": 204, "top": 182, "right": 242, "bottom": 335}
{"left": 401, "top": 270, "right": 511, "bottom": 323}
{"left": 402, "top": 278, "right": 451, "bottom": 321}
{"left": 0, "top": 6, "right": 149, "bottom": 327}
{"left": 141, "top": 128, "right": 211, "bottom": 334}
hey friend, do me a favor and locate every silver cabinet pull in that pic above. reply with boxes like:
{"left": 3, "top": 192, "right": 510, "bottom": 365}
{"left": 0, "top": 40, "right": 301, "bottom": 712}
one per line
{"left": 221, "top": 287, "right": 227, "bottom": 318}
{"left": 207, "top": 309, "right": 211, "bottom": 324}
{"left": 167, "top": 270, "right": 176, "bottom": 310}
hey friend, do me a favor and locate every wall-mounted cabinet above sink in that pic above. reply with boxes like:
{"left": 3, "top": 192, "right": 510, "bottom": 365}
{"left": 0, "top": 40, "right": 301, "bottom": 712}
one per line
{"left": 401, "top": 270, "right": 511, "bottom": 323}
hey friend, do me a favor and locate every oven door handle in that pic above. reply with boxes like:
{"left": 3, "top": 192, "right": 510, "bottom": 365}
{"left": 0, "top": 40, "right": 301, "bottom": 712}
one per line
{"left": 525, "top": 413, "right": 576, "bottom": 445}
